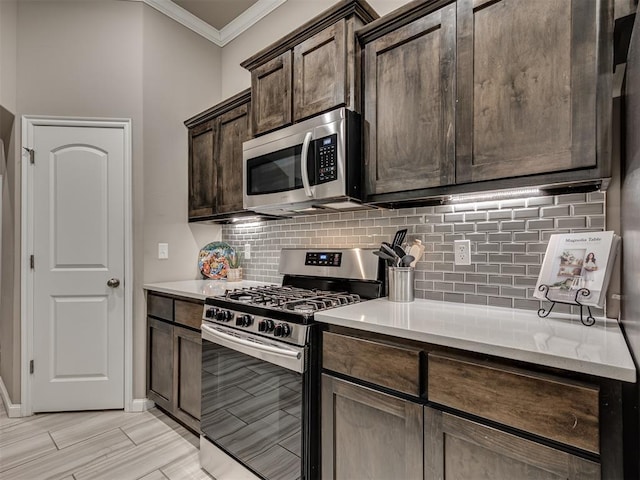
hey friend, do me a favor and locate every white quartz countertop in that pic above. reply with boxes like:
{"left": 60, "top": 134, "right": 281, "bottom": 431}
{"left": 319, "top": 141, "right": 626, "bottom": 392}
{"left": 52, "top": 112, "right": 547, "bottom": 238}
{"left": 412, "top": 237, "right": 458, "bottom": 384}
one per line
{"left": 143, "top": 279, "right": 277, "bottom": 301}
{"left": 316, "top": 297, "right": 637, "bottom": 383}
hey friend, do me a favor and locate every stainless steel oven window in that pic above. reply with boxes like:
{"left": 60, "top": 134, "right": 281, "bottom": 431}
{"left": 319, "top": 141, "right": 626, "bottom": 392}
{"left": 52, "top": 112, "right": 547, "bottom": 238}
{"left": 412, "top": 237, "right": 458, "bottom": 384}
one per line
{"left": 201, "top": 326, "right": 305, "bottom": 480}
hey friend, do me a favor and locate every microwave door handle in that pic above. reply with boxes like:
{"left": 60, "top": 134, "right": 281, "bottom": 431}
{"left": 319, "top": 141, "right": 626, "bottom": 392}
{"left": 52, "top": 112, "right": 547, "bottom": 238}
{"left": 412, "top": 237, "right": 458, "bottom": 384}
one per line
{"left": 301, "top": 131, "right": 313, "bottom": 198}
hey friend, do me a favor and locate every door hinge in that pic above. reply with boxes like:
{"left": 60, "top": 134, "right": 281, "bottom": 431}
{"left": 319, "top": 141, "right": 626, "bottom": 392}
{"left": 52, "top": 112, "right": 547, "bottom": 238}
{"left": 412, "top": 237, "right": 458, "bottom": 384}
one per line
{"left": 30, "top": 255, "right": 34, "bottom": 269}
{"left": 30, "top": 360, "right": 34, "bottom": 374}
{"left": 23, "top": 147, "right": 35, "bottom": 165}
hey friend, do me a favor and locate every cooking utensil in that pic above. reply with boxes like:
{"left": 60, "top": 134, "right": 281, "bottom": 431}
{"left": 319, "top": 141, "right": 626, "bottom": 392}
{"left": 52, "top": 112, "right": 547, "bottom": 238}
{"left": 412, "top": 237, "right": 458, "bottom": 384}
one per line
{"left": 380, "top": 243, "right": 400, "bottom": 265}
{"left": 400, "top": 254, "right": 415, "bottom": 267}
{"left": 373, "top": 250, "right": 396, "bottom": 266}
{"left": 407, "top": 239, "right": 425, "bottom": 268}
{"left": 393, "top": 245, "right": 407, "bottom": 258}
{"left": 391, "top": 229, "right": 408, "bottom": 248}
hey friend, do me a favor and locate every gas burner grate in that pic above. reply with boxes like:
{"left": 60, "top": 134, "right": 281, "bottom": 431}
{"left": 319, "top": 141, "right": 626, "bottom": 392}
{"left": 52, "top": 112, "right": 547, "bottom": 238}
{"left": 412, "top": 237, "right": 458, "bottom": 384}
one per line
{"left": 222, "top": 286, "right": 362, "bottom": 314}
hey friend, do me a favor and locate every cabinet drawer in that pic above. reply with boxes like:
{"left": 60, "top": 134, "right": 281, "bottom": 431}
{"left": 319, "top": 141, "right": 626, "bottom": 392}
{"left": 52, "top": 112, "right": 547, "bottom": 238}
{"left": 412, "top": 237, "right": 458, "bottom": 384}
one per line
{"left": 147, "top": 294, "right": 173, "bottom": 321}
{"left": 427, "top": 353, "right": 599, "bottom": 454}
{"left": 323, "top": 332, "right": 422, "bottom": 396}
{"left": 175, "top": 300, "right": 203, "bottom": 330}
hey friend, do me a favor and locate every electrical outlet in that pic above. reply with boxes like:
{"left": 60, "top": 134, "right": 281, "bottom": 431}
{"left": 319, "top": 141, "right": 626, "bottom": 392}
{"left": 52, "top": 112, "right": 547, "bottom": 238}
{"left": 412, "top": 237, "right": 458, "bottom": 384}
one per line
{"left": 158, "top": 243, "right": 169, "bottom": 260}
{"left": 454, "top": 239, "right": 471, "bottom": 265}
{"left": 244, "top": 243, "right": 251, "bottom": 259}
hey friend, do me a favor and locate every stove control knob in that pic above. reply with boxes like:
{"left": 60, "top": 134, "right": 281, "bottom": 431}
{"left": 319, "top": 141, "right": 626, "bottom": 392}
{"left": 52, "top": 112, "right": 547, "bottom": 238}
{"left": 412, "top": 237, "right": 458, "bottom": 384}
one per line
{"left": 259, "top": 319, "right": 275, "bottom": 332}
{"left": 281, "top": 324, "right": 292, "bottom": 337}
{"left": 236, "top": 314, "right": 253, "bottom": 327}
{"left": 204, "top": 307, "right": 216, "bottom": 319}
{"left": 274, "top": 323, "right": 290, "bottom": 337}
{"left": 216, "top": 310, "right": 233, "bottom": 322}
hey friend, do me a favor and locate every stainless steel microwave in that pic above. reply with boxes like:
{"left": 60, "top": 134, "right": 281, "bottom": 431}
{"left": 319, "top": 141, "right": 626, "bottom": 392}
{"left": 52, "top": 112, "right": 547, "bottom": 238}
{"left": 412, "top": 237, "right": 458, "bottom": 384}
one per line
{"left": 243, "top": 108, "right": 364, "bottom": 216}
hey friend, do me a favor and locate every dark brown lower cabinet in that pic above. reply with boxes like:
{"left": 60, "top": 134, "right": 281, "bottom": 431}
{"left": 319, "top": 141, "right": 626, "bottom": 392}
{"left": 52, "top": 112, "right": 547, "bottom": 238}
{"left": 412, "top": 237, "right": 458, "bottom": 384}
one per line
{"left": 147, "top": 317, "right": 174, "bottom": 412}
{"left": 321, "top": 374, "right": 423, "bottom": 480}
{"left": 321, "top": 329, "right": 613, "bottom": 480}
{"left": 147, "top": 315, "right": 201, "bottom": 433}
{"left": 172, "top": 325, "right": 201, "bottom": 432}
{"left": 425, "top": 407, "right": 601, "bottom": 480}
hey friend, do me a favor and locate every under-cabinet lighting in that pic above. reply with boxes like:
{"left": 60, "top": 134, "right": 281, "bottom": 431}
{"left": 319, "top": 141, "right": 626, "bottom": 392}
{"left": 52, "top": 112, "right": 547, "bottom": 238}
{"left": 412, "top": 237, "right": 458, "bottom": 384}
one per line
{"left": 230, "top": 216, "right": 263, "bottom": 227}
{"left": 446, "top": 188, "right": 541, "bottom": 203}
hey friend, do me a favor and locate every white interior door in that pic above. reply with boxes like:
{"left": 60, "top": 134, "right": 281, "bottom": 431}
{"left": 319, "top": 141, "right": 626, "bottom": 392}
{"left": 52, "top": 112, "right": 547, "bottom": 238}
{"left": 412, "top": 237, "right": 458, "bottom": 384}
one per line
{"left": 29, "top": 122, "right": 126, "bottom": 412}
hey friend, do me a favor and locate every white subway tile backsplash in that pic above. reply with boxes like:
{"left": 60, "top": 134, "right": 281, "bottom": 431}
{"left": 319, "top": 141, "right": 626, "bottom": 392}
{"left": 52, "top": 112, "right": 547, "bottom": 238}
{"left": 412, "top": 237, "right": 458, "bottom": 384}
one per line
{"left": 556, "top": 193, "right": 587, "bottom": 204}
{"left": 541, "top": 205, "right": 570, "bottom": 217}
{"left": 556, "top": 217, "right": 587, "bottom": 228}
{"left": 488, "top": 210, "right": 513, "bottom": 220}
{"left": 527, "top": 196, "right": 554, "bottom": 206}
{"left": 222, "top": 194, "right": 607, "bottom": 314}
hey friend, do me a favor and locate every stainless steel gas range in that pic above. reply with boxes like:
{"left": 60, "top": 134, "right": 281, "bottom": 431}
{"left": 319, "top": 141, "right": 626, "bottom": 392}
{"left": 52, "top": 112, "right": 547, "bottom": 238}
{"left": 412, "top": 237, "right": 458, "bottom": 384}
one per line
{"left": 200, "top": 248, "right": 382, "bottom": 480}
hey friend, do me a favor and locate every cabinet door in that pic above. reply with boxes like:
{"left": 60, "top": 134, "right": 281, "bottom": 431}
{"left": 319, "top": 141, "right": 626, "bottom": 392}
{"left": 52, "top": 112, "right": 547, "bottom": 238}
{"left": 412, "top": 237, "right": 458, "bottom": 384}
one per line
{"left": 252, "top": 51, "right": 292, "bottom": 135}
{"left": 456, "top": 0, "right": 600, "bottom": 183}
{"left": 364, "top": 4, "right": 456, "bottom": 196}
{"left": 173, "top": 325, "right": 201, "bottom": 432}
{"left": 147, "top": 317, "right": 174, "bottom": 412}
{"left": 293, "top": 20, "right": 346, "bottom": 122}
{"left": 188, "top": 120, "right": 216, "bottom": 219}
{"left": 321, "top": 375, "right": 423, "bottom": 480}
{"left": 425, "top": 407, "right": 600, "bottom": 480}
{"left": 215, "top": 101, "right": 252, "bottom": 215}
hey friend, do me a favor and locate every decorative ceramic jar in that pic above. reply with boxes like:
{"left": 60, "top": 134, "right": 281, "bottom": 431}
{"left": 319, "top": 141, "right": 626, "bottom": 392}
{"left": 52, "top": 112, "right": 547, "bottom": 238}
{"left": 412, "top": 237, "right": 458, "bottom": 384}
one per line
{"left": 227, "top": 267, "right": 243, "bottom": 282}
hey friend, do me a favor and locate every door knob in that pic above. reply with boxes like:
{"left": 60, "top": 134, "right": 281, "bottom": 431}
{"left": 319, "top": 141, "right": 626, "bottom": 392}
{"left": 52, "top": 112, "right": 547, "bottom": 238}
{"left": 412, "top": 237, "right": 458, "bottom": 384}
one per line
{"left": 107, "top": 278, "right": 121, "bottom": 288}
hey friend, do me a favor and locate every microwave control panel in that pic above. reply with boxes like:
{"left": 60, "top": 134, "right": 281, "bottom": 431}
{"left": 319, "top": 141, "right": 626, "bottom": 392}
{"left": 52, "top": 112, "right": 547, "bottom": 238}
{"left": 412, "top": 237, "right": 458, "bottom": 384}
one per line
{"left": 316, "top": 134, "right": 338, "bottom": 184}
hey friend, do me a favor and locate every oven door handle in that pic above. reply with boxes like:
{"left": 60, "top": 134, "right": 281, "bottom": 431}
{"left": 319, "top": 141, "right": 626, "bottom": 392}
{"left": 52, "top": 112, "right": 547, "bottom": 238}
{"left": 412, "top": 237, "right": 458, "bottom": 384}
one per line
{"left": 201, "top": 323, "right": 305, "bottom": 373}
{"left": 301, "top": 131, "right": 314, "bottom": 198}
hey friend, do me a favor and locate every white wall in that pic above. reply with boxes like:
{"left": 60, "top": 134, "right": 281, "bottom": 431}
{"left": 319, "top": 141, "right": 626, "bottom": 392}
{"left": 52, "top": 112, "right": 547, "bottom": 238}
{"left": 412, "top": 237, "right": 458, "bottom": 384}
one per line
{"left": 0, "top": 0, "right": 17, "bottom": 113}
{"left": 220, "top": 0, "right": 415, "bottom": 98}
{"left": 0, "top": 0, "right": 20, "bottom": 403}
{"left": 140, "top": 5, "right": 224, "bottom": 395}
{"left": 6, "top": 0, "right": 223, "bottom": 403}
{"left": 142, "top": 5, "right": 223, "bottom": 288}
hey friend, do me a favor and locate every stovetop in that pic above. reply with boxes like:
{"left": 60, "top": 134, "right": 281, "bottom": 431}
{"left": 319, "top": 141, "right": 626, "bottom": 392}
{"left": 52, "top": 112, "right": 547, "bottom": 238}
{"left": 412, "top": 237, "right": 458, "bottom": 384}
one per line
{"left": 223, "top": 285, "right": 362, "bottom": 313}
{"left": 201, "top": 248, "right": 382, "bottom": 345}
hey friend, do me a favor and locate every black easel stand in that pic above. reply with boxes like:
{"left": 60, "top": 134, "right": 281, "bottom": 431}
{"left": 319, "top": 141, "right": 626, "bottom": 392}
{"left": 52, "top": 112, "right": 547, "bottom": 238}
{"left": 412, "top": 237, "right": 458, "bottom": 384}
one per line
{"left": 537, "top": 284, "right": 595, "bottom": 326}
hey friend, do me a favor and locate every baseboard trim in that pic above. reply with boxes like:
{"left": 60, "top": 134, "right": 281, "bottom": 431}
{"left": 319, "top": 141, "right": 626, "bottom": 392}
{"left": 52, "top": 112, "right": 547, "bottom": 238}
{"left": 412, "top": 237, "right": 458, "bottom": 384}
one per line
{"left": 128, "top": 398, "right": 155, "bottom": 412}
{"left": 0, "top": 376, "right": 23, "bottom": 417}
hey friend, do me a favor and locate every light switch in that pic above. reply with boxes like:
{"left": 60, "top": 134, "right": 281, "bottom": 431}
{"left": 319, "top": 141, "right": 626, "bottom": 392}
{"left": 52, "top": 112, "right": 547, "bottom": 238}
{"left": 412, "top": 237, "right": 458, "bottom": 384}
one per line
{"left": 158, "top": 243, "right": 169, "bottom": 260}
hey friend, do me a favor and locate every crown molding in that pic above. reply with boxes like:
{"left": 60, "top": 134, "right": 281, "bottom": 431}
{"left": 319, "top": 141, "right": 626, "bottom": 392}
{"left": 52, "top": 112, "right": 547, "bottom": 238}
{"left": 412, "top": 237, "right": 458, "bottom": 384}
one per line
{"left": 139, "top": 0, "right": 287, "bottom": 47}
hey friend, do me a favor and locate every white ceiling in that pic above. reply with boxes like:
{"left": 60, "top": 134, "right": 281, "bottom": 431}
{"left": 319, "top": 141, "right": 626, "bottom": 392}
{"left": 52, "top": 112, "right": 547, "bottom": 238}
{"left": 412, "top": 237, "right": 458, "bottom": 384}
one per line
{"left": 141, "top": 0, "right": 287, "bottom": 46}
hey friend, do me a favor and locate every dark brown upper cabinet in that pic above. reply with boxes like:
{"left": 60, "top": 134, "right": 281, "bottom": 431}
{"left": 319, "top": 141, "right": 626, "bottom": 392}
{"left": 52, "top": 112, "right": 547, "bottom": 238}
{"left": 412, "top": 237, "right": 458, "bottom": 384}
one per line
{"left": 363, "top": 4, "right": 456, "bottom": 196}
{"left": 185, "top": 89, "right": 252, "bottom": 222}
{"left": 251, "top": 52, "right": 292, "bottom": 136}
{"left": 215, "top": 101, "right": 252, "bottom": 215}
{"left": 187, "top": 120, "right": 215, "bottom": 219}
{"left": 359, "top": 0, "right": 613, "bottom": 205}
{"left": 455, "top": 0, "right": 603, "bottom": 184}
{"left": 241, "top": 0, "right": 379, "bottom": 137}
{"left": 293, "top": 19, "right": 347, "bottom": 122}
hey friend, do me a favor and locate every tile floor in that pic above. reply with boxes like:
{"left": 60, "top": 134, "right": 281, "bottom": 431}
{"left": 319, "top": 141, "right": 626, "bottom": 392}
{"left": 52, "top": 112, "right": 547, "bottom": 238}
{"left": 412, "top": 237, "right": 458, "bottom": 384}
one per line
{"left": 0, "top": 402, "right": 213, "bottom": 480}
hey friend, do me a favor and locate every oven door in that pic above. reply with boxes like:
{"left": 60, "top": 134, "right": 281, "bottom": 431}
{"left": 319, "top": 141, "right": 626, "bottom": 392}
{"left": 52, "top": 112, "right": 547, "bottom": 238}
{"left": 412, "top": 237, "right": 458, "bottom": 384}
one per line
{"left": 201, "top": 323, "right": 306, "bottom": 480}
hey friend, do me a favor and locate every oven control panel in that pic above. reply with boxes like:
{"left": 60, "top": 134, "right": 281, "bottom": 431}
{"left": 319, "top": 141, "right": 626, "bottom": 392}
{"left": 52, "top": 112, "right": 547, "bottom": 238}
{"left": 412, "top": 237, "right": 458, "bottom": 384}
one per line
{"left": 305, "top": 251, "right": 341, "bottom": 267}
{"left": 203, "top": 306, "right": 306, "bottom": 346}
